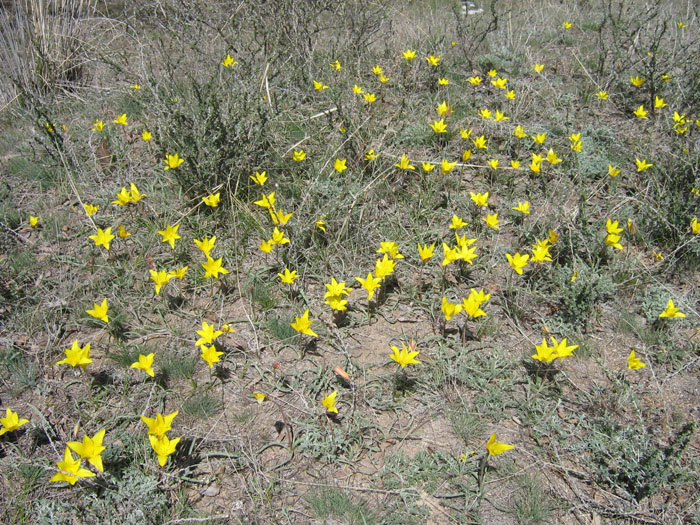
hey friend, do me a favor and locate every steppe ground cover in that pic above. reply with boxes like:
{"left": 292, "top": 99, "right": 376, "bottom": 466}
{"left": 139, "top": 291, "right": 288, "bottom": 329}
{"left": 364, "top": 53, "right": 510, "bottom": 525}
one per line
{"left": 1, "top": 0, "right": 699, "bottom": 522}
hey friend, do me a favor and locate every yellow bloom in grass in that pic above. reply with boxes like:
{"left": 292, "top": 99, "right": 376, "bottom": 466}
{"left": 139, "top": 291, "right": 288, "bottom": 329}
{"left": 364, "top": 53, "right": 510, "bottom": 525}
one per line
{"left": 129, "top": 183, "right": 145, "bottom": 203}
{"left": 691, "top": 217, "right": 700, "bottom": 234}
{"left": 441, "top": 159, "right": 457, "bottom": 174}
{"left": 169, "top": 265, "right": 188, "bottom": 280}
{"left": 630, "top": 75, "right": 645, "bottom": 87}
{"left": 89, "top": 227, "right": 115, "bottom": 251}
{"left": 330, "top": 59, "right": 341, "bottom": 71}
{"left": 533, "top": 63, "right": 544, "bottom": 73}
{"left": 548, "top": 229, "right": 558, "bottom": 244}
{"left": 550, "top": 337, "right": 578, "bottom": 359}
{"left": 627, "top": 350, "right": 646, "bottom": 370}
{"left": 462, "top": 149, "right": 472, "bottom": 162}
{"left": 510, "top": 160, "right": 521, "bottom": 169}
{"left": 442, "top": 297, "right": 463, "bottom": 321}
{"left": 436, "top": 101, "right": 452, "bottom": 116}
{"left": 291, "top": 309, "right": 318, "bottom": 337}
{"left": 608, "top": 164, "right": 621, "bottom": 177}
{"left": 372, "top": 65, "right": 383, "bottom": 75}
{"left": 83, "top": 203, "right": 99, "bottom": 216}
{"left": 202, "top": 192, "right": 220, "bottom": 207}
{"left": 278, "top": 268, "right": 298, "bottom": 284}
{"left": 365, "top": 149, "right": 378, "bottom": 160}
{"left": 486, "top": 433, "right": 515, "bottom": 456}
{"left": 363, "top": 92, "right": 376, "bottom": 103}
{"left": 677, "top": 21, "right": 687, "bottom": 29}
{"left": 529, "top": 160, "right": 542, "bottom": 174}
{"left": 378, "top": 73, "right": 390, "bottom": 84}
{"left": 483, "top": 213, "right": 499, "bottom": 229}
{"left": 480, "top": 108, "right": 492, "bottom": 120}
{"left": 141, "top": 130, "right": 152, "bottom": 141}
{"left": 563, "top": 21, "right": 572, "bottom": 29}
{"left": 377, "top": 241, "right": 404, "bottom": 259}
{"left": 659, "top": 299, "right": 685, "bottom": 318}
{"left": 270, "top": 227, "right": 290, "bottom": 245}
{"left": 315, "top": 219, "right": 326, "bottom": 232}
{"left": 654, "top": 96, "right": 667, "bottom": 109}
{"left": 356, "top": 272, "right": 381, "bottom": 301}
{"left": 460, "top": 128, "right": 473, "bottom": 140}
{"left": 450, "top": 215, "right": 467, "bottom": 229}
{"left": 426, "top": 54, "right": 441, "bottom": 66}
{"left": 570, "top": 140, "right": 582, "bottom": 152}
{"left": 546, "top": 149, "right": 561, "bottom": 164}
{"left": 253, "top": 191, "right": 276, "bottom": 210}
{"left": 417, "top": 242, "right": 435, "bottom": 263}
{"left": 130, "top": 353, "right": 155, "bottom": 377}
{"left": 334, "top": 158, "right": 348, "bottom": 173}
{"left": 201, "top": 256, "right": 229, "bottom": 279}
{"left": 494, "top": 110, "right": 508, "bottom": 122}
{"left": 221, "top": 53, "right": 237, "bottom": 68}
{"left": 422, "top": 161, "right": 435, "bottom": 172}
{"left": 470, "top": 191, "right": 489, "bottom": 207}
{"left": 253, "top": 392, "right": 267, "bottom": 404}
{"left": 118, "top": 225, "right": 131, "bottom": 239}
{"left": 112, "top": 187, "right": 131, "bottom": 206}
{"left": 158, "top": 224, "right": 181, "bottom": 250}
{"left": 313, "top": 80, "right": 329, "bottom": 91}
{"left": 374, "top": 254, "right": 396, "bottom": 280}
{"left": 430, "top": 119, "right": 448, "bottom": 133}
{"left": 141, "top": 411, "right": 178, "bottom": 437}
{"left": 150, "top": 269, "right": 174, "bottom": 295}
{"left": 514, "top": 125, "right": 527, "bottom": 138}
{"left": 441, "top": 243, "right": 459, "bottom": 266}
{"left": 271, "top": 208, "right": 293, "bottom": 225}
{"left": 513, "top": 201, "right": 530, "bottom": 214}
{"left": 634, "top": 105, "right": 648, "bottom": 119}
{"left": 605, "top": 234, "right": 623, "bottom": 250}
{"left": 201, "top": 344, "right": 224, "bottom": 368}
{"left": 113, "top": 113, "right": 128, "bottom": 125}
{"left": 596, "top": 90, "right": 608, "bottom": 100}
{"left": 506, "top": 252, "right": 529, "bottom": 275}
{"left": 322, "top": 391, "right": 339, "bottom": 414}
{"left": 468, "top": 76, "right": 482, "bottom": 86}
{"left": 472, "top": 135, "right": 487, "bottom": 149}
{"left": 149, "top": 434, "right": 180, "bottom": 467}
{"left": 491, "top": 77, "right": 507, "bottom": 89}
{"left": 488, "top": 69, "right": 498, "bottom": 77}
{"left": 570, "top": 270, "right": 579, "bottom": 282}
{"left": 636, "top": 158, "right": 653, "bottom": 172}
{"left": 292, "top": 150, "right": 306, "bottom": 162}
{"left": 532, "top": 133, "right": 546, "bottom": 144}
{"left": 92, "top": 120, "right": 105, "bottom": 131}
{"left": 130, "top": 84, "right": 141, "bottom": 90}
{"left": 259, "top": 239, "right": 274, "bottom": 253}
{"left": 50, "top": 448, "right": 95, "bottom": 485}
{"left": 163, "top": 153, "right": 184, "bottom": 170}
{"left": 324, "top": 277, "right": 352, "bottom": 299}
{"left": 487, "top": 159, "right": 499, "bottom": 170}
{"left": 220, "top": 323, "right": 235, "bottom": 333}
{"left": 389, "top": 342, "right": 420, "bottom": 368}
{"left": 606, "top": 219, "right": 623, "bottom": 235}
{"left": 195, "top": 321, "right": 223, "bottom": 347}
{"left": 505, "top": 90, "right": 516, "bottom": 100}
{"left": 0, "top": 408, "right": 29, "bottom": 436}
{"left": 86, "top": 298, "right": 109, "bottom": 323}
{"left": 402, "top": 49, "right": 416, "bottom": 60}
{"left": 394, "top": 153, "right": 415, "bottom": 171}
{"left": 462, "top": 288, "right": 491, "bottom": 318}
{"left": 531, "top": 241, "right": 552, "bottom": 262}
{"left": 437, "top": 78, "right": 449, "bottom": 86}
{"left": 56, "top": 340, "right": 92, "bottom": 370}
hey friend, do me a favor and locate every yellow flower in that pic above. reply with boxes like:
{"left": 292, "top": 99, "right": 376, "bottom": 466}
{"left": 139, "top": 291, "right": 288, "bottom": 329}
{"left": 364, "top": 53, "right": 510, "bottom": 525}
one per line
{"left": 635, "top": 158, "right": 653, "bottom": 172}
{"left": 56, "top": 340, "right": 92, "bottom": 370}
{"left": 92, "top": 120, "right": 105, "bottom": 131}
{"left": 378, "top": 73, "right": 390, "bottom": 84}
{"left": 334, "top": 158, "right": 348, "bottom": 173}
{"left": 141, "top": 130, "right": 152, "bottom": 141}
{"left": 633, "top": 105, "right": 648, "bottom": 119}
{"left": 270, "top": 208, "right": 293, "bottom": 225}
{"left": 654, "top": 96, "right": 667, "bottom": 109}
{"left": 194, "top": 235, "right": 216, "bottom": 257}
{"left": 420, "top": 161, "right": 435, "bottom": 172}
{"left": 487, "top": 159, "right": 499, "bottom": 170}
{"left": 330, "top": 59, "right": 341, "bottom": 71}
{"left": 86, "top": 298, "right": 109, "bottom": 323}
{"left": 201, "top": 344, "right": 224, "bottom": 368}
{"left": 118, "top": 225, "right": 131, "bottom": 238}
{"left": 163, "top": 153, "right": 184, "bottom": 170}
{"left": 430, "top": 118, "right": 448, "bottom": 134}
{"left": 487, "top": 69, "right": 498, "bottom": 77}
{"left": 450, "top": 215, "right": 467, "bottom": 230}
{"left": 221, "top": 53, "right": 237, "bottom": 68}
{"left": 202, "top": 192, "right": 220, "bottom": 207}
{"left": 270, "top": 226, "right": 290, "bottom": 245}
{"left": 533, "top": 63, "right": 544, "bottom": 73}
{"left": 291, "top": 309, "right": 317, "bottom": 337}
{"left": 630, "top": 75, "right": 645, "bottom": 87}
{"left": 394, "top": 153, "right": 415, "bottom": 171}
{"left": 150, "top": 269, "right": 174, "bottom": 295}
{"left": 426, "top": 54, "right": 441, "bottom": 66}
{"left": 596, "top": 91, "right": 608, "bottom": 100}
{"left": 468, "top": 76, "right": 482, "bottom": 86}
{"left": 402, "top": 49, "right": 416, "bottom": 60}
{"left": 352, "top": 84, "right": 364, "bottom": 94}
{"left": 491, "top": 77, "right": 507, "bottom": 89}
{"left": 201, "top": 256, "right": 229, "bottom": 279}
{"left": 545, "top": 149, "right": 561, "bottom": 164}
{"left": 356, "top": 272, "right": 381, "bottom": 301}
{"left": 253, "top": 392, "right": 267, "bottom": 404}
{"left": 513, "top": 125, "right": 528, "bottom": 139}
{"left": 472, "top": 135, "right": 487, "bottom": 149}
{"left": 278, "top": 268, "right": 298, "bottom": 284}
{"left": 363, "top": 92, "right": 376, "bottom": 103}
{"left": 112, "top": 187, "right": 131, "bottom": 206}
{"left": 322, "top": 391, "right": 339, "bottom": 414}
{"left": 372, "top": 65, "right": 383, "bottom": 75}
{"left": 462, "top": 149, "right": 472, "bottom": 162}
{"left": 130, "top": 353, "right": 155, "bottom": 377}
{"left": 441, "top": 296, "right": 463, "bottom": 320}
{"left": 436, "top": 101, "right": 451, "bottom": 116}
{"left": 493, "top": 110, "right": 508, "bottom": 122}
{"left": 532, "top": 133, "right": 546, "bottom": 144}
{"left": 512, "top": 201, "right": 530, "bottom": 214}
{"left": 691, "top": 217, "right": 700, "bottom": 234}
{"left": 441, "top": 159, "right": 457, "bottom": 175}
{"left": 259, "top": 239, "right": 274, "bottom": 253}
{"left": 485, "top": 432, "right": 515, "bottom": 456}
{"left": 292, "top": 150, "right": 306, "bottom": 162}
{"left": 677, "top": 21, "right": 687, "bottom": 29}
{"left": 480, "top": 108, "right": 492, "bottom": 120}
{"left": 389, "top": 342, "right": 421, "bottom": 368}
{"left": 315, "top": 219, "right": 327, "bottom": 232}
{"left": 130, "top": 84, "right": 141, "bottom": 90}
{"left": 313, "top": 80, "right": 329, "bottom": 91}
{"left": 374, "top": 254, "right": 396, "bottom": 280}
{"left": 608, "top": 164, "right": 621, "bottom": 177}
{"left": 659, "top": 299, "right": 685, "bottom": 318}
{"left": 113, "top": 113, "right": 128, "bottom": 125}
{"left": 437, "top": 77, "right": 449, "bottom": 86}
{"left": 470, "top": 191, "right": 489, "bottom": 206}
{"left": 506, "top": 252, "right": 529, "bottom": 275}
{"left": 510, "top": 160, "right": 521, "bottom": 169}
{"left": 483, "top": 213, "right": 499, "bottom": 229}
{"left": 605, "top": 233, "right": 623, "bottom": 250}
{"left": 417, "top": 242, "right": 435, "bottom": 263}
{"left": 627, "top": 350, "right": 646, "bottom": 370}
{"left": 83, "top": 203, "right": 99, "bottom": 216}
{"left": 364, "top": 149, "right": 378, "bottom": 160}
{"left": 0, "top": 408, "right": 29, "bottom": 436}
{"left": 158, "top": 224, "right": 180, "bottom": 250}
{"left": 89, "top": 227, "right": 115, "bottom": 251}
{"left": 505, "top": 90, "right": 515, "bottom": 100}
{"left": 563, "top": 21, "right": 572, "bottom": 29}
{"left": 460, "top": 128, "right": 473, "bottom": 140}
